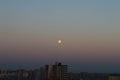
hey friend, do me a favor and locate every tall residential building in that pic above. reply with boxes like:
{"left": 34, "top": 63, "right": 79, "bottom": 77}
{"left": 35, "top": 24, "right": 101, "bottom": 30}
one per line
{"left": 45, "top": 62, "right": 68, "bottom": 80}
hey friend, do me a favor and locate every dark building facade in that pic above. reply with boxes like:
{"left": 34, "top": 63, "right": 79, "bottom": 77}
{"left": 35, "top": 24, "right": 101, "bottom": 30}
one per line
{"left": 45, "top": 62, "right": 68, "bottom": 80}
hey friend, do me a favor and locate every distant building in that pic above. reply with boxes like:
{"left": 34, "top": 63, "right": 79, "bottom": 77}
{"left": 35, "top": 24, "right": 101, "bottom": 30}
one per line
{"left": 68, "top": 72, "right": 80, "bottom": 80}
{"left": 33, "top": 69, "right": 40, "bottom": 80}
{"left": 108, "top": 74, "right": 120, "bottom": 80}
{"left": 108, "top": 76, "right": 120, "bottom": 80}
{"left": 40, "top": 67, "right": 46, "bottom": 80}
{"left": 18, "top": 69, "right": 31, "bottom": 80}
{"left": 45, "top": 62, "right": 68, "bottom": 80}
{"left": 0, "top": 70, "right": 18, "bottom": 80}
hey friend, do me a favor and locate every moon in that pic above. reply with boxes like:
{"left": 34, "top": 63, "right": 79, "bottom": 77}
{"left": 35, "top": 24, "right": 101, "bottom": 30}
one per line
{"left": 58, "top": 40, "right": 62, "bottom": 44}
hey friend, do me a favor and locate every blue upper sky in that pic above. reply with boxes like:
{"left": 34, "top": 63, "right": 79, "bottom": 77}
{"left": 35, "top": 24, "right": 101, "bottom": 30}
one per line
{"left": 1, "top": 0, "right": 120, "bottom": 26}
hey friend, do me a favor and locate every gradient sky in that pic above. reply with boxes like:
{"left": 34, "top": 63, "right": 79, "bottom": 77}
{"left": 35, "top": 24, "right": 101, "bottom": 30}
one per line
{"left": 0, "top": 0, "right": 120, "bottom": 73}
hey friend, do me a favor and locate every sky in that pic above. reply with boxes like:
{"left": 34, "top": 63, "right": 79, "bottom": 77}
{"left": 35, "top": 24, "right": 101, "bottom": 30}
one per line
{"left": 0, "top": 0, "right": 120, "bottom": 73}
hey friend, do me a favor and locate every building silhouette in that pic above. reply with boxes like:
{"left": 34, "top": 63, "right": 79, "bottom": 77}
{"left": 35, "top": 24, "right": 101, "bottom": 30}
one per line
{"left": 45, "top": 62, "right": 68, "bottom": 80}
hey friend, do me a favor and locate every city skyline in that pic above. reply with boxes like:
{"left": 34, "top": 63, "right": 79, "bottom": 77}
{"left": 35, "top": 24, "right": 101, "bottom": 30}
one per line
{"left": 0, "top": 0, "right": 120, "bottom": 73}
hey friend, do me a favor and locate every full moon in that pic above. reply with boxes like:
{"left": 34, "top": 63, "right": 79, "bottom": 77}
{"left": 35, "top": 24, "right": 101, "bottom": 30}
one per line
{"left": 58, "top": 40, "right": 62, "bottom": 44}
